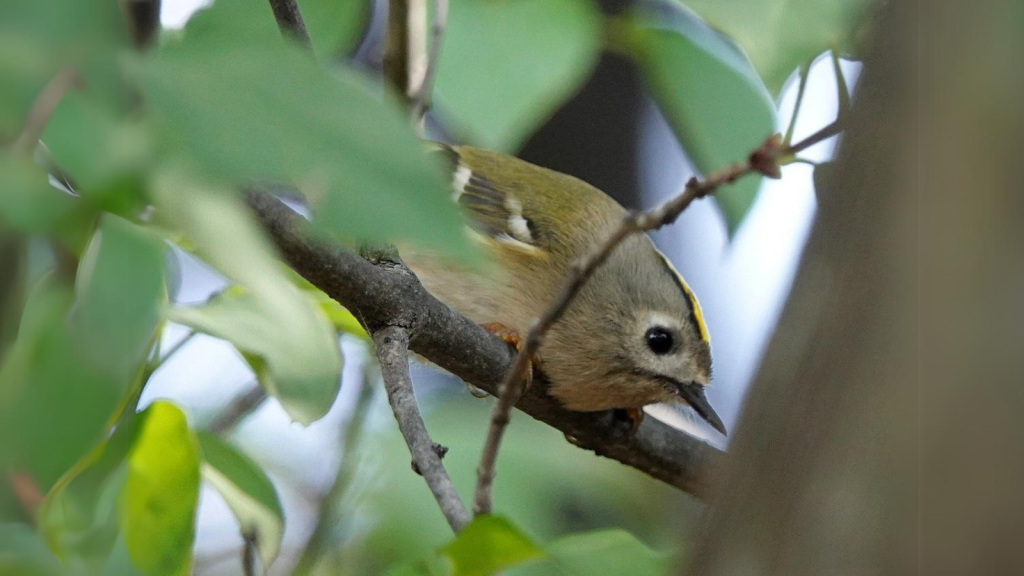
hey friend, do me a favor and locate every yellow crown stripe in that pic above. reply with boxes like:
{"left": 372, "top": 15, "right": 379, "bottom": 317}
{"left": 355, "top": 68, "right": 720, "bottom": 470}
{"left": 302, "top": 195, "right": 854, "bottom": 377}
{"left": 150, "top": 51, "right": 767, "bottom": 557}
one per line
{"left": 655, "top": 251, "right": 710, "bottom": 344}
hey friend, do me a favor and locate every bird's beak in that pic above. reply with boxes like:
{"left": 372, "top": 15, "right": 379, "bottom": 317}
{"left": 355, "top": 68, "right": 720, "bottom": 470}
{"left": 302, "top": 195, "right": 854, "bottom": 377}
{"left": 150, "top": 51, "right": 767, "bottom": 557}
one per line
{"left": 677, "top": 381, "right": 727, "bottom": 436}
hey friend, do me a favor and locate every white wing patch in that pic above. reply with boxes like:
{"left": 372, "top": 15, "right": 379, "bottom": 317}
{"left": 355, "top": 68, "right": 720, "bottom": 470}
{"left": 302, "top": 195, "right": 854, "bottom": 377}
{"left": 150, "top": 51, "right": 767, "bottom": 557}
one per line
{"left": 451, "top": 163, "right": 472, "bottom": 201}
{"left": 503, "top": 196, "right": 534, "bottom": 244}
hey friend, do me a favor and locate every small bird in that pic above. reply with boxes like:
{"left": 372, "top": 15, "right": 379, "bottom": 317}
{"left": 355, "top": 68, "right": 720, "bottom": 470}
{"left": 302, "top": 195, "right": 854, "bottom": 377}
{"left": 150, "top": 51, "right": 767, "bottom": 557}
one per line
{"left": 403, "top": 145, "right": 726, "bottom": 435}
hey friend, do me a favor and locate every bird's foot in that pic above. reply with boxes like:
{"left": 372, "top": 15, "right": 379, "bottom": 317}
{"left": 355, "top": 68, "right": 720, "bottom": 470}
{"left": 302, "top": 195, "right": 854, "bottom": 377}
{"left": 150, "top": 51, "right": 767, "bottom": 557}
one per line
{"left": 612, "top": 408, "right": 645, "bottom": 434}
{"left": 480, "top": 322, "right": 541, "bottom": 394}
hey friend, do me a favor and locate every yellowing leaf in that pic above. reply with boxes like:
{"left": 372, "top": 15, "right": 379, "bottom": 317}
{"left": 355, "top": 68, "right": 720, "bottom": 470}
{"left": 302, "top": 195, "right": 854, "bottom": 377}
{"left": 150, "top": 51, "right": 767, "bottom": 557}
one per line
{"left": 122, "top": 402, "right": 200, "bottom": 576}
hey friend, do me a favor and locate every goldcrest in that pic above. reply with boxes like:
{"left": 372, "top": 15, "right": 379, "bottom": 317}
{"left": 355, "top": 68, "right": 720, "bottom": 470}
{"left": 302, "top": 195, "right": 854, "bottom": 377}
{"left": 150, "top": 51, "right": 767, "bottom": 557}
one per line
{"left": 403, "top": 145, "right": 726, "bottom": 435}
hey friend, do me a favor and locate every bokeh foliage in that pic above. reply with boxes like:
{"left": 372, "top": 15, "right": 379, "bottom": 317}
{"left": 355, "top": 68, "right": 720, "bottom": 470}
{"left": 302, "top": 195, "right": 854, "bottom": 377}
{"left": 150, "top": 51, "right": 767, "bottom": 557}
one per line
{"left": 0, "top": 0, "right": 871, "bottom": 574}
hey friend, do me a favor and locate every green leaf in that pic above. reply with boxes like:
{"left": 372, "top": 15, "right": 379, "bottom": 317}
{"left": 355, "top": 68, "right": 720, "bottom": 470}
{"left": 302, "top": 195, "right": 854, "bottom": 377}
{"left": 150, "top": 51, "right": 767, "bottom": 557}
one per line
{"left": 0, "top": 0, "right": 130, "bottom": 141}
{"left": 39, "top": 410, "right": 143, "bottom": 574}
{"left": 434, "top": 0, "right": 602, "bottom": 151}
{"left": 0, "top": 234, "right": 24, "bottom": 365}
{"left": 0, "top": 152, "right": 81, "bottom": 233}
{"left": 197, "top": 431, "right": 285, "bottom": 569}
{"left": 122, "top": 402, "right": 200, "bottom": 576}
{"left": 440, "top": 516, "right": 546, "bottom": 576}
{"left": 623, "top": 1, "right": 777, "bottom": 232}
{"left": 680, "top": 0, "right": 875, "bottom": 95}
{"left": 387, "top": 556, "right": 453, "bottom": 576}
{"left": 154, "top": 171, "right": 342, "bottom": 424}
{"left": 0, "top": 217, "right": 164, "bottom": 490}
{"left": 75, "top": 216, "right": 166, "bottom": 383}
{"left": 41, "top": 91, "right": 152, "bottom": 215}
{"left": 182, "top": 0, "right": 368, "bottom": 59}
{"left": 138, "top": 24, "right": 470, "bottom": 258}
{"left": 0, "top": 523, "right": 62, "bottom": 576}
{"left": 290, "top": 270, "right": 370, "bottom": 340}
{"left": 300, "top": 0, "right": 371, "bottom": 58}
{"left": 547, "top": 529, "right": 671, "bottom": 576}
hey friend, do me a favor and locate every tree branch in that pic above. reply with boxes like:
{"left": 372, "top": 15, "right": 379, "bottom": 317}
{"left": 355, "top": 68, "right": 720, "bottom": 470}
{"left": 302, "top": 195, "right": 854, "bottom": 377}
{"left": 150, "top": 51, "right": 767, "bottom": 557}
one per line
{"left": 245, "top": 191, "right": 723, "bottom": 500}
{"left": 267, "top": 0, "right": 313, "bottom": 50}
{"left": 373, "top": 325, "right": 470, "bottom": 531}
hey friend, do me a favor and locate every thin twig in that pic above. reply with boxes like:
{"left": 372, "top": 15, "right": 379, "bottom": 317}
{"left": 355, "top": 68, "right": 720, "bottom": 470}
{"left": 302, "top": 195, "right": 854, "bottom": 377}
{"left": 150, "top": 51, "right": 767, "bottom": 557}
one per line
{"left": 373, "top": 326, "right": 469, "bottom": 532}
{"left": 241, "top": 532, "right": 258, "bottom": 576}
{"left": 268, "top": 0, "right": 313, "bottom": 50}
{"left": 209, "top": 385, "right": 268, "bottom": 435}
{"left": 411, "top": 0, "right": 448, "bottom": 122}
{"left": 788, "top": 119, "right": 843, "bottom": 155}
{"left": 783, "top": 63, "right": 811, "bottom": 147}
{"left": 12, "top": 67, "right": 83, "bottom": 155}
{"left": 467, "top": 147, "right": 774, "bottom": 515}
{"left": 473, "top": 367, "right": 528, "bottom": 515}
{"left": 831, "top": 49, "right": 853, "bottom": 120}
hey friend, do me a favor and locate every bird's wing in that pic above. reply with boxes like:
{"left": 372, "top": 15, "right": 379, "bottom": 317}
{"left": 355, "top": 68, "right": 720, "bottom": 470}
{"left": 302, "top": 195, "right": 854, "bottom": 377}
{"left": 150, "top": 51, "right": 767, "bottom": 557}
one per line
{"left": 432, "top": 143, "right": 554, "bottom": 255}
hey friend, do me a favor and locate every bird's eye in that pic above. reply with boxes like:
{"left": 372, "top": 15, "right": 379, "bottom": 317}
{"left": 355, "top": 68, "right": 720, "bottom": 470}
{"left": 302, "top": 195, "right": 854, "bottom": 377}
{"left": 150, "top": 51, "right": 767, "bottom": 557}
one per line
{"left": 645, "top": 327, "right": 674, "bottom": 355}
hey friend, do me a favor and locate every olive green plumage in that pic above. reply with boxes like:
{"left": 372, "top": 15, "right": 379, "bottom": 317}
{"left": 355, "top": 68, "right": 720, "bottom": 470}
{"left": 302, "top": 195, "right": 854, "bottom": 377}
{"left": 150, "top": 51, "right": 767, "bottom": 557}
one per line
{"left": 402, "top": 144, "right": 724, "bottom": 434}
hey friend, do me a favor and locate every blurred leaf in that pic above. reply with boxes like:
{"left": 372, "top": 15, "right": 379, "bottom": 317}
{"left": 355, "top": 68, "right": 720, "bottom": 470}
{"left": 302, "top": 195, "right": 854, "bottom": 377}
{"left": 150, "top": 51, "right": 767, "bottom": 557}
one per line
{"left": 39, "top": 409, "right": 143, "bottom": 574}
{"left": 138, "top": 26, "right": 471, "bottom": 258}
{"left": 197, "top": 431, "right": 284, "bottom": 568}
{"left": 623, "top": 0, "right": 777, "bottom": 232}
{"left": 300, "top": 0, "right": 371, "bottom": 58}
{"left": 0, "top": 235, "right": 24, "bottom": 370}
{"left": 434, "top": 0, "right": 602, "bottom": 151}
{"left": 75, "top": 216, "right": 166, "bottom": 383}
{"left": 122, "top": 402, "right": 200, "bottom": 576}
{"left": 183, "top": 0, "right": 368, "bottom": 58}
{"left": 290, "top": 270, "right": 370, "bottom": 339}
{"left": 170, "top": 290, "right": 343, "bottom": 422}
{"left": 102, "top": 533, "right": 147, "bottom": 576}
{"left": 154, "top": 172, "right": 342, "bottom": 424}
{"left": 440, "top": 516, "right": 546, "bottom": 576}
{"left": 0, "top": 523, "right": 61, "bottom": 576}
{"left": 0, "top": 217, "right": 164, "bottom": 490}
{"left": 0, "top": 152, "right": 81, "bottom": 233}
{"left": 41, "top": 91, "right": 152, "bottom": 214}
{"left": 546, "top": 530, "right": 671, "bottom": 576}
{"left": 0, "top": 0, "right": 129, "bottom": 141}
{"left": 387, "top": 556, "right": 454, "bottom": 576}
{"left": 681, "top": 0, "right": 874, "bottom": 95}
